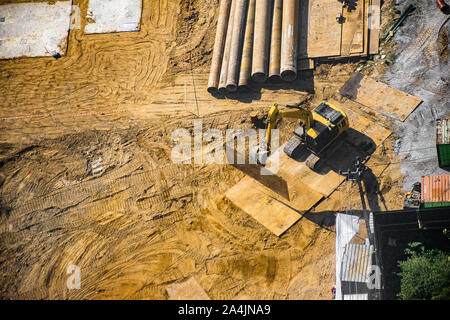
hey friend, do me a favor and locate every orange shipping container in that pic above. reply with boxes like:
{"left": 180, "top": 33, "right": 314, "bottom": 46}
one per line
{"left": 421, "top": 175, "right": 450, "bottom": 206}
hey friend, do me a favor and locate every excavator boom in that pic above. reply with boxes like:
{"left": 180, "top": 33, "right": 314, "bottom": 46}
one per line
{"left": 265, "top": 104, "right": 314, "bottom": 147}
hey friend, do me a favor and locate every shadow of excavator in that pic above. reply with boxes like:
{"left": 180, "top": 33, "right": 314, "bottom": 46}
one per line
{"left": 288, "top": 128, "right": 377, "bottom": 176}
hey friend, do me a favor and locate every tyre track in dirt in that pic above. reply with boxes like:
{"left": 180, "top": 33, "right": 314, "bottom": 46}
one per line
{"left": 0, "top": 0, "right": 342, "bottom": 300}
{"left": 0, "top": 0, "right": 179, "bottom": 144}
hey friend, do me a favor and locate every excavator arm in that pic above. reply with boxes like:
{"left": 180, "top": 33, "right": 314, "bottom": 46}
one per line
{"left": 251, "top": 104, "right": 314, "bottom": 166}
{"left": 265, "top": 104, "right": 314, "bottom": 147}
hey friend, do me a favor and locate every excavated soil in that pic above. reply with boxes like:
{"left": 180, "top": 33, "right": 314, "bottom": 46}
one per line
{"left": 0, "top": 0, "right": 406, "bottom": 299}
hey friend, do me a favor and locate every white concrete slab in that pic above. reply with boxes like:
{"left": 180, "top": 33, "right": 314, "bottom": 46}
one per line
{"left": 0, "top": 2, "right": 72, "bottom": 59}
{"left": 84, "top": 0, "right": 142, "bottom": 34}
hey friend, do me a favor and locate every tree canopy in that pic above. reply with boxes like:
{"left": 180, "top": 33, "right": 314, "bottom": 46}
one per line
{"left": 397, "top": 242, "right": 450, "bottom": 300}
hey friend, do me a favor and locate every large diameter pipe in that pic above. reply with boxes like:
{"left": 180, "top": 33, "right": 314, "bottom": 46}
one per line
{"left": 238, "top": 0, "right": 256, "bottom": 89}
{"left": 269, "top": 0, "right": 283, "bottom": 81}
{"left": 280, "top": 0, "right": 299, "bottom": 82}
{"left": 218, "top": 0, "right": 237, "bottom": 94}
{"left": 251, "top": 0, "right": 271, "bottom": 83}
{"left": 207, "top": 0, "right": 232, "bottom": 94}
{"left": 226, "top": 0, "right": 248, "bottom": 92}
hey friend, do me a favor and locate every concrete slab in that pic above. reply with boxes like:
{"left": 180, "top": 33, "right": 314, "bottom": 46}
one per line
{"left": 225, "top": 102, "right": 392, "bottom": 236}
{"left": 0, "top": 2, "right": 72, "bottom": 59}
{"left": 339, "top": 73, "right": 423, "bottom": 121}
{"left": 85, "top": 0, "right": 142, "bottom": 34}
{"left": 166, "top": 277, "right": 210, "bottom": 300}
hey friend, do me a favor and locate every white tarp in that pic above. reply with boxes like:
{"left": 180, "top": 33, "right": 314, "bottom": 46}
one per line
{"left": 0, "top": 2, "right": 72, "bottom": 59}
{"left": 84, "top": 0, "right": 142, "bottom": 34}
{"left": 335, "top": 212, "right": 360, "bottom": 300}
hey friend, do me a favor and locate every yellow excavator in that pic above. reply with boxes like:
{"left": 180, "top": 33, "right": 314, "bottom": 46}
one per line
{"left": 251, "top": 102, "right": 350, "bottom": 169}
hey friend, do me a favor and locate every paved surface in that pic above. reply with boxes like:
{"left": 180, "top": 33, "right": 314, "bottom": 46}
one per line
{"left": 384, "top": 1, "right": 450, "bottom": 190}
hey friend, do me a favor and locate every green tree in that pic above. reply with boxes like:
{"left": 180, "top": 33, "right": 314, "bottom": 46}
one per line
{"left": 397, "top": 242, "right": 450, "bottom": 300}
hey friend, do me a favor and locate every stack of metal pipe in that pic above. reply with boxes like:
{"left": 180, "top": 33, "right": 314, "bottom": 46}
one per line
{"left": 207, "top": 0, "right": 299, "bottom": 95}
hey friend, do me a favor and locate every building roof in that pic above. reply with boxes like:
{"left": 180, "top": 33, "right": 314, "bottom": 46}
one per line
{"left": 421, "top": 174, "right": 450, "bottom": 203}
{"left": 341, "top": 244, "right": 373, "bottom": 283}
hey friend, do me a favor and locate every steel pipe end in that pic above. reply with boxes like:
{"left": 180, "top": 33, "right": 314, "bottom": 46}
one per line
{"left": 268, "top": 74, "right": 282, "bottom": 83}
{"left": 281, "top": 70, "right": 297, "bottom": 82}
{"left": 218, "top": 86, "right": 228, "bottom": 95}
{"left": 207, "top": 86, "right": 219, "bottom": 95}
{"left": 226, "top": 84, "right": 238, "bottom": 92}
{"left": 251, "top": 72, "right": 268, "bottom": 83}
{"left": 238, "top": 84, "right": 251, "bottom": 91}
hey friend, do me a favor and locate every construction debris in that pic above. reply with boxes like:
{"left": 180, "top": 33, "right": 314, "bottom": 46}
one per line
{"left": 381, "top": 4, "right": 416, "bottom": 42}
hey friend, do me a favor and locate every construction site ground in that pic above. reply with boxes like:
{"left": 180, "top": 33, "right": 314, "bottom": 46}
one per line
{"left": 0, "top": 0, "right": 448, "bottom": 299}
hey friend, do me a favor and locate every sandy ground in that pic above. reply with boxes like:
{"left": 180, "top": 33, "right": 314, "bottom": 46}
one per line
{"left": 0, "top": 0, "right": 445, "bottom": 299}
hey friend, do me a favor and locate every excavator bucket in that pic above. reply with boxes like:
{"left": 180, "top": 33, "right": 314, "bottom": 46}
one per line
{"left": 250, "top": 145, "right": 270, "bottom": 166}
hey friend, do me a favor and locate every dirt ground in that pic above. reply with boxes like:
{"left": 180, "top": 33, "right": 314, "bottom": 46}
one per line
{"left": 0, "top": 0, "right": 442, "bottom": 299}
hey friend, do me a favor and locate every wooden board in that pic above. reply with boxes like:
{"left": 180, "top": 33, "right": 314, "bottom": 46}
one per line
{"left": 299, "top": 0, "right": 372, "bottom": 59}
{"left": 335, "top": 102, "right": 392, "bottom": 147}
{"left": 369, "top": 0, "right": 381, "bottom": 55}
{"left": 226, "top": 175, "right": 323, "bottom": 236}
{"left": 339, "top": 73, "right": 423, "bottom": 121}
{"left": 341, "top": 0, "right": 366, "bottom": 55}
{"left": 225, "top": 102, "right": 392, "bottom": 236}
{"left": 306, "top": 0, "right": 343, "bottom": 58}
{"left": 363, "top": 0, "right": 371, "bottom": 55}
{"left": 166, "top": 277, "right": 210, "bottom": 300}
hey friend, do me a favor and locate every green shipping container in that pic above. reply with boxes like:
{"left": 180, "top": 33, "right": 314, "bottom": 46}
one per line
{"left": 436, "top": 119, "right": 450, "bottom": 168}
{"left": 424, "top": 202, "right": 450, "bottom": 208}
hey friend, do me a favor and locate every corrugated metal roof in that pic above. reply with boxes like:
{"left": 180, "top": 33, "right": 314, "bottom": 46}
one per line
{"left": 421, "top": 175, "right": 450, "bottom": 203}
{"left": 343, "top": 294, "right": 369, "bottom": 300}
{"left": 341, "top": 244, "right": 373, "bottom": 283}
{"left": 436, "top": 119, "right": 450, "bottom": 145}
